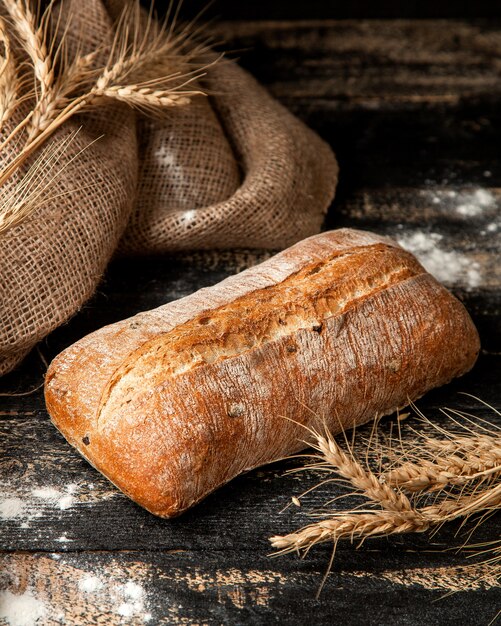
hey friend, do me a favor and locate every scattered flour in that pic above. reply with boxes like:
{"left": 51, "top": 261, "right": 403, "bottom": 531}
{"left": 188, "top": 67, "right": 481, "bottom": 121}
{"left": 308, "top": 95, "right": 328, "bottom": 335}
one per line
{"left": 32, "top": 484, "right": 78, "bottom": 511}
{"left": 424, "top": 186, "right": 498, "bottom": 218}
{"left": 0, "top": 484, "right": 80, "bottom": 529}
{"left": 397, "top": 231, "right": 481, "bottom": 289}
{"left": 78, "top": 575, "right": 103, "bottom": 593}
{"left": 0, "top": 572, "right": 152, "bottom": 624}
{"left": 0, "top": 498, "right": 24, "bottom": 520}
{"left": 455, "top": 188, "right": 495, "bottom": 216}
{"left": 73, "top": 572, "right": 150, "bottom": 621}
{"left": 482, "top": 222, "right": 499, "bottom": 235}
{"left": 122, "top": 582, "right": 144, "bottom": 600}
{"left": 117, "top": 581, "right": 147, "bottom": 618}
{"left": 0, "top": 590, "right": 46, "bottom": 626}
{"left": 31, "top": 488, "right": 60, "bottom": 500}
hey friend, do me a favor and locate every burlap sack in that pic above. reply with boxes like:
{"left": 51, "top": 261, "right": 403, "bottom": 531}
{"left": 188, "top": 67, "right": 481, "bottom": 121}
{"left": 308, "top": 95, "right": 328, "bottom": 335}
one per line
{"left": 119, "top": 59, "right": 338, "bottom": 253}
{"left": 0, "top": 0, "right": 137, "bottom": 376}
{"left": 0, "top": 0, "right": 337, "bottom": 376}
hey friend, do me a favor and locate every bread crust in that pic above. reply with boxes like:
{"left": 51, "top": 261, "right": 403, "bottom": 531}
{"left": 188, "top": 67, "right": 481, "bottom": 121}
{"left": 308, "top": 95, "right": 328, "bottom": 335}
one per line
{"left": 44, "top": 229, "right": 480, "bottom": 517}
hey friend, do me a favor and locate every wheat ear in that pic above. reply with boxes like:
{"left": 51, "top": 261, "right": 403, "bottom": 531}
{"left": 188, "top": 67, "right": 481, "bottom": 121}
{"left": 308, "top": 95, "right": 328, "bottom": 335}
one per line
{"left": 311, "top": 430, "right": 413, "bottom": 512}
{"left": 270, "top": 510, "right": 430, "bottom": 553}
{"left": 271, "top": 481, "right": 501, "bottom": 553}
{"left": 0, "top": 17, "right": 19, "bottom": 129}
{"left": 4, "top": 0, "right": 56, "bottom": 137}
{"left": 385, "top": 455, "right": 501, "bottom": 492}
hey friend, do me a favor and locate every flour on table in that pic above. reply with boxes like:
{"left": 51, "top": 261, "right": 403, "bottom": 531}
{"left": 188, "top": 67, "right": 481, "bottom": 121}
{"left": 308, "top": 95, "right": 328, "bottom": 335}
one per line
{"left": 1, "top": 556, "right": 153, "bottom": 624}
{"left": 78, "top": 575, "right": 103, "bottom": 593}
{"left": 455, "top": 188, "right": 495, "bottom": 216}
{"left": 75, "top": 571, "right": 151, "bottom": 621}
{"left": 397, "top": 231, "right": 481, "bottom": 289}
{"left": 0, "top": 480, "right": 118, "bottom": 531}
{"left": 424, "top": 186, "right": 498, "bottom": 218}
{"left": 0, "top": 484, "right": 80, "bottom": 528}
{"left": 117, "top": 581, "right": 147, "bottom": 618}
{"left": 0, "top": 498, "right": 24, "bottom": 520}
{"left": 32, "top": 484, "right": 77, "bottom": 510}
{"left": 0, "top": 590, "right": 46, "bottom": 626}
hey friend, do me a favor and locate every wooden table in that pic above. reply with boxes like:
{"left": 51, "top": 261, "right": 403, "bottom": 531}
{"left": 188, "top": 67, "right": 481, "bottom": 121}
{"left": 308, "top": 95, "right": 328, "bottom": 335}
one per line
{"left": 1, "top": 20, "right": 500, "bottom": 625}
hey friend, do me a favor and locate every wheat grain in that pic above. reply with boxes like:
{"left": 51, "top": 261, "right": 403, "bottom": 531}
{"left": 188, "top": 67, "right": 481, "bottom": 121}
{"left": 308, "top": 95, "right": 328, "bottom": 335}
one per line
{"left": 385, "top": 457, "right": 501, "bottom": 492}
{"left": 312, "top": 431, "right": 412, "bottom": 512}
{"left": 0, "top": 17, "right": 18, "bottom": 128}
{"left": 4, "top": 0, "right": 56, "bottom": 138}
{"left": 270, "top": 510, "right": 430, "bottom": 553}
{"left": 92, "top": 84, "right": 196, "bottom": 111}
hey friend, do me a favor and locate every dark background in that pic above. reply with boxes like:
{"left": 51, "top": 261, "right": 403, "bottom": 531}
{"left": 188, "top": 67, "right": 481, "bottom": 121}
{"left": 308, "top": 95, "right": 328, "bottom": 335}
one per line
{"left": 150, "top": 0, "right": 501, "bottom": 20}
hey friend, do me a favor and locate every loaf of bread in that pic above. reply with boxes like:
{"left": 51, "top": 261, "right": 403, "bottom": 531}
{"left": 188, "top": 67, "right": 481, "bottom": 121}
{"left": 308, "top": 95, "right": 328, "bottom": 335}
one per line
{"left": 45, "top": 229, "right": 480, "bottom": 517}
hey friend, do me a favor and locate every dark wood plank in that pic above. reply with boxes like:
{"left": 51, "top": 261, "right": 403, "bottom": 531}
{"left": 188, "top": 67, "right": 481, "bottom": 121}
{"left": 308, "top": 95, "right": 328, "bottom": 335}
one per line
{"left": 1, "top": 550, "right": 499, "bottom": 625}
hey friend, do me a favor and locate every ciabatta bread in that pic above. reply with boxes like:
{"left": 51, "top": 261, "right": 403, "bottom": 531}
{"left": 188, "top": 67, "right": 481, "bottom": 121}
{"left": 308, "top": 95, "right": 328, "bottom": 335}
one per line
{"left": 45, "top": 229, "right": 480, "bottom": 517}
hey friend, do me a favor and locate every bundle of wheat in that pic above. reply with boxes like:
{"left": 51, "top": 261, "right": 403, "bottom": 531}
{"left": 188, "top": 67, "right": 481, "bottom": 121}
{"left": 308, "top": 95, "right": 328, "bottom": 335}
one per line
{"left": 270, "top": 398, "right": 501, "bottom": 593}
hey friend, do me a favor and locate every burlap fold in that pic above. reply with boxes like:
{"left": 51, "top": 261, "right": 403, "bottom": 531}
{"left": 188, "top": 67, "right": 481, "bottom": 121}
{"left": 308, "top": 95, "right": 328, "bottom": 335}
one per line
{"left": 119, "top": 59, "right": 338, "bottom": 253}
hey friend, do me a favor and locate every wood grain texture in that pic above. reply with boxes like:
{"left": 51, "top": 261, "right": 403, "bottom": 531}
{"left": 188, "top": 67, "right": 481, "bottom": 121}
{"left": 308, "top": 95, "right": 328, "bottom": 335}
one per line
{"left": 1, "top": 18, "right": 501, "bottom": 626}
{"left": 1, "top": 551, "right": 500, "bottom": 625}
{"left": 172, "top": 1, "right": 501, "bottom": 21}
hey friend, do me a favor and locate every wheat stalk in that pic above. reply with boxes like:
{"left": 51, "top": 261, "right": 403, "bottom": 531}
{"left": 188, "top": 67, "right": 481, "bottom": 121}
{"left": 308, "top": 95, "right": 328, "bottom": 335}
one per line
{"left": 271, "top": 481, "right": 501, "bottom": 553}
{"left": 0, "top": 129, "right": 93, "bottom": 234}
{"left": 270, "top": 401, "right": 501, "bottom": 581}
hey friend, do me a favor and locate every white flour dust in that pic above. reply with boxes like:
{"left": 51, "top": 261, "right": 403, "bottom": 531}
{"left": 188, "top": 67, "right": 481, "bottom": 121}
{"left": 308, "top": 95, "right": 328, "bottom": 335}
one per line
{"left": 397, "top": 231, "right": 481, "bottom": 289}
{"left": 0, "top": 480, "right": 117, "bottom": 531}
{"left": 455, "top": 188, "right": 495, "bottom": 216}
{"left": 424, "top": 186, "right": 498, "bottom": 218}
{"left": 0, "top": 590, "right": 46, "bottom": 626}
{"left": 32, "top": 484, "right": 78, "bottom": 511}
{"left": 76, "top": 574, "right": 151, "bottom": 621}
{"left": 0, "top": 498, "right": 24, "bottom": 520}
{"left": 0, "top": 484, "right": 79, "bottom": 527}
{"left": 0, "top": 564, "right": 153, "bottom": 624}
{"left": 78, "top": 575, "right": 103, "bottom": 593}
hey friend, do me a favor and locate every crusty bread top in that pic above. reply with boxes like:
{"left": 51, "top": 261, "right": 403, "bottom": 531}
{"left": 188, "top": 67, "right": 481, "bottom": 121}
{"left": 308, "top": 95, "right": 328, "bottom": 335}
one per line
{"left": 98, "top": 242, "right": 425, "bottom": 429}
{"left": 45, "top": 229, "right": 421, "bottom": 434}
